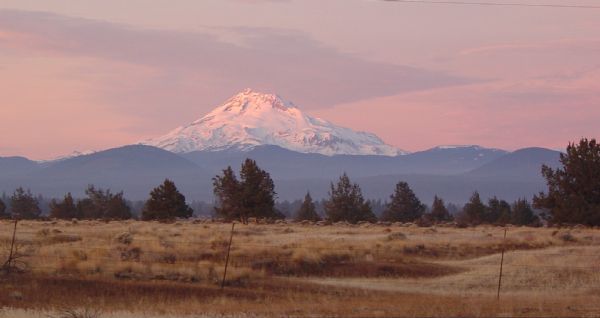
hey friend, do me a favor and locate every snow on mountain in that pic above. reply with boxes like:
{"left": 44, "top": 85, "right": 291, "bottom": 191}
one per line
{"left": 38, "top": 150, "right": 97, "bottom": 163}
{"left": 434, "top": 145, "right": 483, "bottom": 150}
{"left": 426, "top": 145, "right": 507, "bottom": 161}
{"left": 141, "top": 89, "right": 405, "bottom": 156}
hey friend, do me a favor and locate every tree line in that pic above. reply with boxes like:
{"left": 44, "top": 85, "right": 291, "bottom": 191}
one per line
{"left": 288, "top": 174, "right": 539, "bottom": 226}
{"left": 1, "top": 138, "right": 599, "bottom": 226}
{"left": 0, "top": 181, "right": 192, "bottom": 221}
{"left": 210, "top": 160, "right": 537, "bottom": 226}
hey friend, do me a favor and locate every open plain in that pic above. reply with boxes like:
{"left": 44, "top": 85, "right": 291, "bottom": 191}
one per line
{"left": 1, "top": 219, "right": 600, "bottom": 317}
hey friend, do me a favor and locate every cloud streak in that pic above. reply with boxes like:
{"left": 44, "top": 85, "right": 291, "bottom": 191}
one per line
{"left": 379, "top": 0, "right": 600, "bottom": 9}
{"left": 0, "top": 9, "right": 471, "bottom": 111}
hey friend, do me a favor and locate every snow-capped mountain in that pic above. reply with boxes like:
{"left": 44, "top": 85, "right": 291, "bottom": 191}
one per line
{"left": 141, "top": 89, "right": 404, "bottom": 156}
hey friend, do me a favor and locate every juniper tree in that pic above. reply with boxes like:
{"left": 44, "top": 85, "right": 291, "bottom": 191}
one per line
{"left": 534, "top": 138, "right": 600, "bottom": 226}
{"left": 486, "top": 196, "right": 511, "bottom": 225}
{"left": 425, "top": 195, "right": 453, "bottom": 222}
{"left": 381, "top": 182, "right": 425, "bottom": 222}
{"left": 295, "top": 192, "right": 321, "bottom": 221}
{"left": 460, "top": 191, "right": 486, "bottom": 225}
{"left": 10, "top": 187, "right": 41, "bottom": 219}
{"left": 325, "top": 173, "right": 376, "bottom": 224}
{"left": 77, "top": 185, "right": 131, "bottom": 220}
{"left": 142, "top": 179, "right": 193, "bottom": 221}
{"left": 49, "top": 193, "right": 80, "bottom": 219}
{"left": 213, "top": 159, "right": 278, "bottom": 223}
{"left": 239, "top": 158, "right": 277, "bottom": 220}
{"left": 213, "top": 166, "right": 241, "bottom": 221}
{"left": 105, "top": 192, "right": 132, "bottom": 220}
{"left": 76, "top": 198, "right": 96, "bottom": 219}
{"left": 511, "top": 198, "right": 539, "bottom": 226}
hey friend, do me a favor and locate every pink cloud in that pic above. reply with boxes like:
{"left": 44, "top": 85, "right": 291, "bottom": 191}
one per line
{"left": 0, "top": 56, "right": 151, "bottom": 159}
{"left": 0, "top": 10, "right": 469, "bottom": 109}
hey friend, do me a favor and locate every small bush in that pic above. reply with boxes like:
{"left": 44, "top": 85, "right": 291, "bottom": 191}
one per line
{"left": 560, "top": 232, "right": 576, "bottom": 242}
{"left": 72, "top": 250, "right": 88, "bottom": 261}
{"left": 158, "top": 253, "right": 177, "bottom": 264}
{"left": 52, "top": 309, "right": 102, "bottom": 318}
{"left": 115, "top": 232, "right": 133, "bottom": 245}
{"left": 120, "top": 247, "right": 142, "bottom": 261}
{"left": 47, "top": 234, "right": 83, "bottom": 244}
{"left": 209, "top": 237, "right": 229, "bottom": 249}
{"left": 387, "top": 232, "right": 407, "bottom": 241}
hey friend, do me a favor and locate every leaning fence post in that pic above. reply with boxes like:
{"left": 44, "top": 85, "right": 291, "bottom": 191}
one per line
{"left": 221, "top": 222, "right": 235, "bottom": 289}
{"left": 497, "top": 227, "right": 507, "bottom": 300}
{"left": 3, "top": 218, "right": 18, "bottom": 274}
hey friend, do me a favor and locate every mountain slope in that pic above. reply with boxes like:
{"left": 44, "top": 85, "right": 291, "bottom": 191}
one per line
{"left": 404, "top": 145, "right": 507, "bottom": 174}
{"left": 41, "top": 145, "right": 200, "bottom": 177}
{"left": 465, "top": 147, "right": 562, "bottom": 180}
{"left": 0, "top": 145, "right": 211, "bottom": 200}
{"left": 141, "top": 89, "right": 403, "bottom": 156}
{"left": 0, "top": 156, "right": 40, "bottom": 176}
{"left": 183, "top": 144, "right": 507, "bottom": 180}
{"left": 0, "top": 146, "right": 558, "bottom": 204}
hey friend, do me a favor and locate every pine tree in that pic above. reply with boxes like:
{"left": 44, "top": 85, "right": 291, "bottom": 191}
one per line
{"left": 239, "top": 159, "right": 277, "bottom": 220}
{"left": 486, "top": 196, "right": 511, "bottom": 224}
{"left": 213, "top": 166, "right": 242, "bottom": 221}
{"left": 77, "top": 198, "right": 96, "bottom": 219}
{"left": 460, "top": 191, "right": 486, "bottom": 225}
{"left": 49, "top": 193, "right": 80, "bottom": 219}
{"left": 77, "top": 185, "right": 131, "bottom": 220}
{"left": 213, "top": 159, "right": 278, "bottom": 223}
{"left": 534, "top": 138, "right": 600, "bottom": 225}
{"left": 325, "top": 173, "right": 376, "bottom": 224}
{"left": 295, "top": 192, "right": 321, "bottom": 221}
{"left": 511, "top": 198, "right": 539, "bottom": 226}
{"left": 105, "top": 192, "right": 132, "bottom": 220}
{"left": 142, "top": 179, "right": 193, "bottom": 221}
{"left": 10, "top": 187, "right": 41, "bottom": 219}
{"left": 78, "top": 185, "right": 105, "bottom": 219}
{"left": 381, "top": 182, "right": 425, "bottom": 222}
{"left": 426, "top": 195, "right": 453, "bottom": 222}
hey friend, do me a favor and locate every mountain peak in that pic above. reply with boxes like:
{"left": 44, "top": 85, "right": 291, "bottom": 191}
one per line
{"left": 141, "top": 90, "right": 404, "bottom": 156}
{"left": 221, "top": 88, "right": 292, "bottom": 114}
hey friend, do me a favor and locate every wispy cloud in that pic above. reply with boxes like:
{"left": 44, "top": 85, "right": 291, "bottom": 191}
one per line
{"left": 0, "top": 9, "right": 472, "bottom": 112}
{"left": 459, "top": 38, "right": 600, "bottom": 55}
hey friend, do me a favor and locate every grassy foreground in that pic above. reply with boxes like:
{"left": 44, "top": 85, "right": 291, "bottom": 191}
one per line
{"left": 1, "top": 219, "right": 600, "bottom": 317}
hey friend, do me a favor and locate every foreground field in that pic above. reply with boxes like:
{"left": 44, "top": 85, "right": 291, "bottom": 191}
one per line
{"left": 1, "top": 219, "right": 600, "bottom": 317}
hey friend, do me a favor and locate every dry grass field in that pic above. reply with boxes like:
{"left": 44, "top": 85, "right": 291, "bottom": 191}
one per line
{"left": 2, "top": 219, "right": 600, "bottom": 317}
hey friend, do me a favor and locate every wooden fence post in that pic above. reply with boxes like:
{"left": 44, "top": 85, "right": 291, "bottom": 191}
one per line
{"left": 497, "top": 227, "right": 507, "bottom": 300}
{"left": 3, "top": 218, "right": 18, "bottom": 274}
{"left": 221, "top": 222, "right": 235, "bottom": 289}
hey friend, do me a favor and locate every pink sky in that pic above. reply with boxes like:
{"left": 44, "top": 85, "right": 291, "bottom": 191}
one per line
{"left": 1, "top": 0, "right": 599, "bottom": 159}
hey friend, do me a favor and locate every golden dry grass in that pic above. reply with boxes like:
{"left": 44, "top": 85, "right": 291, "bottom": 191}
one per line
{"left": 1, "top": 219, "right": 600, "bottom": 317}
